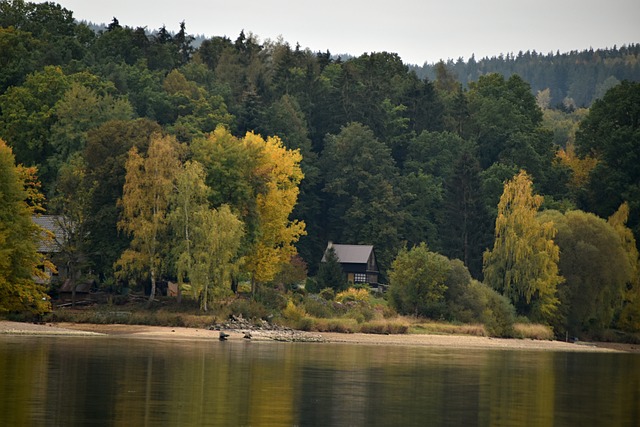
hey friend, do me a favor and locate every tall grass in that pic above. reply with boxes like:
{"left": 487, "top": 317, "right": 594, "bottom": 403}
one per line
{"left": 512, "top": 323, "right": 555, "bottom": 340}
{"left": 409, "top": 320, "right": 487, "bottom": 336}
{"left": 45, "top": 308, "right": 217, "bottom": 329}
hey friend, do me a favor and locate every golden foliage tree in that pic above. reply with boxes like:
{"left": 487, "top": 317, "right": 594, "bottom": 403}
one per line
{"left": 116, "top": 134, "right": 180, "bottom": 306}
{"left": 483, "top": 170, "right": 562, "bottom": 322}
{"left": 556, "top": 142, "right": 598, "bottom": 192}
{"left": 243, "top": 132, "right": 306, "bottom": 286}
{"left": 0, "top": 139, "right": 51, "bottom": 315}
{"left": 193, "top": 126, "right": 306, "bottom": 290}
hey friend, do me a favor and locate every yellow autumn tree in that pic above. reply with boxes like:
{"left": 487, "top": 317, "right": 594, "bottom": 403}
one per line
{"left": 0, "top": 139, "right": 51, "bottom": 315}
{"left": 556, "top": 142, "right": 598, "bottom": 192}
{"left": 483, "top": 170, "right": 562, "bottom": 323}
{"left": 192, "top": 126, "right": 306, "bottom": 291}
{"left": 243, "top": 132, "right": 306, "bottom": 287}
{"left": 116, "top": 133, "right": 180, "bottom": 306}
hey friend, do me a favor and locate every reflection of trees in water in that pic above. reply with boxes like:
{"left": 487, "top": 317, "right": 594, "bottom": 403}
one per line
{"left": 1, "top": 339, "right": 639, "bottom": 425}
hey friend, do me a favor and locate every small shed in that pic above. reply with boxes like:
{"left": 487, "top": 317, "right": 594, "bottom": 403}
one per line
{"left": 322, "top": 242, "right": 379, "bottom": 286}
{"left": 32, "top": 215, "right": 65, "bottom": 284}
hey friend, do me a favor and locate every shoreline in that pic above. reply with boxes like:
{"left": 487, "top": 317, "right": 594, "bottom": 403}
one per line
{"left": 1, "top": 320, "right": 637, "bottom": 353}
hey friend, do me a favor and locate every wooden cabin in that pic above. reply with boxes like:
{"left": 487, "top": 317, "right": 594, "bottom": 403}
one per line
{"left": 322, "top": 242, "right": 380, "bottom": 289}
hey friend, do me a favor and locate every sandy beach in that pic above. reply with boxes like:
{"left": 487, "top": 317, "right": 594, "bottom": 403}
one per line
{"left": 2, "top": 320, "right": 638, "bottom": 353}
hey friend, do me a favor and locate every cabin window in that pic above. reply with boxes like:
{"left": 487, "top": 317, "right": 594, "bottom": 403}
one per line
{"left": 354, "top": 273, "right": 367, "bottom": 283}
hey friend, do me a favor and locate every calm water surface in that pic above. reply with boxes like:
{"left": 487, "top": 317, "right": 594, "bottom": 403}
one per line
{"left": 0, "top": 336, "right": 638, "bottom": 426}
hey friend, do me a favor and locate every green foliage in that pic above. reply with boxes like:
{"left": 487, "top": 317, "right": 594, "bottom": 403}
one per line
{"left": 316, "top": 247, "right": 347, "bottom": 292}
{"left": 447, "top": 279, "right": 516, "bottom": 337}
{"left": 539, "top": 208, "right": 635, "bottom": 337}
{"left": 321, "top": 123, "right": 403, "bottom": 271}
{"left": 319, "top": 288, "right": 335, "bottom": 301}
{"left": 388, "top": 243, "right": 451, "bottom": 317}
{"left": 0, "top": 139, "right": 51, "bottom": 315}
{"left": 575, "top": 81, "right": 640, "bottom": 242}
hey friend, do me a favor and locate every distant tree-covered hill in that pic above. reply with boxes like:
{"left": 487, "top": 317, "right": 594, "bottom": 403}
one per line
{"left": 411, "top": 45, "right": 640, "bottom": 108}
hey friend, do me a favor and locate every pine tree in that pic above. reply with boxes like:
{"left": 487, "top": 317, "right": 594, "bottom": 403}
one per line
{"left": 316, "top": 247, "right": 347, "bottom": 292}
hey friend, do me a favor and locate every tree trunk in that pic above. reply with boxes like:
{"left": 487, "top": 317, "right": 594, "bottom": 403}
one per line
{"left": 147, "top": 268, "right": 156, "bottom": 307}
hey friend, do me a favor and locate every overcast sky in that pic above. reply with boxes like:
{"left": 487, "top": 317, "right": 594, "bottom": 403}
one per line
{"left": 45, "top": 0, "right": 640, "bottom": 65}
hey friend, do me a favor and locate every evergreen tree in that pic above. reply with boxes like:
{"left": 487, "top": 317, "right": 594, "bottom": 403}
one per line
{"left": 316, "top": 247, "right": 347, "bottom": 292}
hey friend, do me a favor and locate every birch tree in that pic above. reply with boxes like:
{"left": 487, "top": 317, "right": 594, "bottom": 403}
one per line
{"left": 168, "top": 160, "right": 210, "bottom": 304}
{"left": 483, "top": 170, "right": 562, "bottom": 322}
{"left": 190, "top": 205, "right": 243, "bottom": 311}
{"left": 116, "top": 133, "right": 180, "bottom": 306}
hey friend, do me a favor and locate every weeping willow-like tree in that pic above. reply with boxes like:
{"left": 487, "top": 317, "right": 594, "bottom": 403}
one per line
{"left": 483, "top": 170, "right": 562, "bottom": 322}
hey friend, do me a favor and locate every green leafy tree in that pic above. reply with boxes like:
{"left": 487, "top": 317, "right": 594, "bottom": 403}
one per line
{"left": 0, "top": 66, "right": 69, "bottom": 184}
{"left": 116, "top": 133, "right": 180, "bottom": 305}
{"left": 610, "top": 203, "right": 640, "bottom": 332}
{"left": 388, "top": 243, "right": 451, "bottom": 317}
{"left": 168, "top": 160, "right": 211, "bottom": 304}
{"left": 193, "top": 127, "right": 305, "bottom": 289}
{"left": 321, "top": 122, "right": 403, "bottom": 273}
{"left": 483, "top": 170, "right": 562, "bottom": 323}
{"left": 575, "top": 81, "right": 640, "bottom": 242}
{"left": 465, "top": 73, "right": 563, "bottom": 195}
{"left": 50, "top": 154, "right": 93, "bottom": 306}
{"left": 83, "top": 119, "right": 162, "bottom": 280}
{"left": 0, "top": 139, "right": 51, "bottom": 315}
{"left": 189, "top": 205, "right": 244, "bottom": 312}
{"left": 440, "top": 147, "right": 492, "bottom": 278}
{"left": 49, "top": 81, "right": 134, "bottom": 166}
{"left": 539, "top": 209, "right": 634, "bottom": 336}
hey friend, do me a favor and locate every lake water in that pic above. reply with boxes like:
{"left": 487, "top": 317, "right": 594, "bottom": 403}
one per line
{"left": 0, "top": 336, "right": 638, "bottom": 426}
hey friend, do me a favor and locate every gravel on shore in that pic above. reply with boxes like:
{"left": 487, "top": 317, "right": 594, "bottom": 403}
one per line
{"left": 2, "top": 320, "right": 637, "bottom": 352}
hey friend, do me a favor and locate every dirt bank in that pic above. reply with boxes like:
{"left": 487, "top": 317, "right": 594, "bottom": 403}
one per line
{"left": 1, "top": 321, "right": 637, "bottom": 352}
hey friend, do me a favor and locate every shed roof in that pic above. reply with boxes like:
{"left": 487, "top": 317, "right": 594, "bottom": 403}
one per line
{"left": 323, "top": 243, "right": 374, "bottom": 264}
{"left": 32, "top": 215, "right": 65, "bottom": 253}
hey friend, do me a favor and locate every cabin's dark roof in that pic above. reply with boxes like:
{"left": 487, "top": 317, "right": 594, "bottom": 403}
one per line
{"left": 32, "top": 215, "right": 64, "bottom": 253}
{"left": 323, "top": 243, "right": 374, "bottom": 264}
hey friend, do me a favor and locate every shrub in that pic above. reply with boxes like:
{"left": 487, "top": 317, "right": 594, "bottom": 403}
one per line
{"left": 283, "top": 300, "right": 306, "bottom": 322}
{"left": 319, "top": 288, "right": 335, "bottom": 301}
{"left": 336, "top": 287, "right": 370, "bottom": 304}
{"left": 228, "top": 298, "right": 269, "bottom": 320}
{"left": 255, "top": 285, "right": 288, "bottom": 311}
{"left": 302, "top": 296, "right": 335, "bottom": 318}
{"left": 480, "top": 283, "right": 516, "bottom": 337}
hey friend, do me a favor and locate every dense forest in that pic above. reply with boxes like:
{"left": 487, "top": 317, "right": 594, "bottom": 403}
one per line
{"left": 413, "top": 44, "right": 640, "bottom": 108}
{"left": 1, "top": 0, "right": 639, "bottom": 338}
